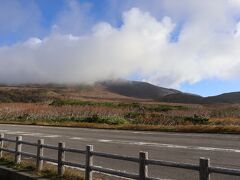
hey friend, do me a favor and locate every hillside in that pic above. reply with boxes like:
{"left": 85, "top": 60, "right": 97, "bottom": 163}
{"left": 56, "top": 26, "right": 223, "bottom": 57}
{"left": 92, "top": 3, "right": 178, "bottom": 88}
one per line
{"left": 158, "top": 93, "right": 203, "bottom": 104}
{"left": 100, "top": 80, "right": 240, "bottom": 104}
{"left": 0, "top": 80, "right": 180, "bottom": 103}
{"left": 159, "top": 91, "right": 240, "bottom": 104}
{"left": 204, "top": 92, "right": 240, "bottom": 103}
{"left": 0, "top": 81, "right": 239, "bottom": 104}
{"left": 101, "top": 80, "right": 179, "bottom": 99}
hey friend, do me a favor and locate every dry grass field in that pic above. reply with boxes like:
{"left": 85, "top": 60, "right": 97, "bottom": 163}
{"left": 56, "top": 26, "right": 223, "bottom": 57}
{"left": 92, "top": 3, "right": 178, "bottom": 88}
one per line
{"left": 0, "top": 84, "right": 240, "bottom": 133}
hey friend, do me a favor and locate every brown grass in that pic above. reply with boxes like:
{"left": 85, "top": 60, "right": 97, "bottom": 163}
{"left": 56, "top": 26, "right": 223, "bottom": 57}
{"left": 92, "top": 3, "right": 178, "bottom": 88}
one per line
{"left": 0, "top": 153, "right": 109, "bottom": 180}
{"left": 0, "top": 101, "right": 240, "bottom": 134}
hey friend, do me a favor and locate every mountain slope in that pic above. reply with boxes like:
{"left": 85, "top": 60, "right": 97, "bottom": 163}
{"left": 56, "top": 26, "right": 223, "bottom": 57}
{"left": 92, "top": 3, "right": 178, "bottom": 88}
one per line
{"left": 0, "top": 81, "right": 239, "bottom": 104}
{"left": 101, "top": 80, "right": 179, "bottom": 99}
{"left": 158, "top": 91, "right": 240, "bottom": 104}
{"left": 204, "top": 92, "right": 240, "bottom": 103}
{"left": 158, "top": 93, "right": 203, "bottom": 104}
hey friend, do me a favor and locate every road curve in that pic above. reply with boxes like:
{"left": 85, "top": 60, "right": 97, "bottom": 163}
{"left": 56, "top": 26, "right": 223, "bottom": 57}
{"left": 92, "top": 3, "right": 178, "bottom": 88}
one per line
{"left": 0, "top": 124, "right": 239, "bottom": 180}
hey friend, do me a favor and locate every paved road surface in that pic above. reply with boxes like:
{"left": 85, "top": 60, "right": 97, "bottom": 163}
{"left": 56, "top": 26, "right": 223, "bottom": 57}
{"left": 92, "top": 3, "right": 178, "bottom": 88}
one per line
{"left": 0, "top": 124, "right": 239, "bottom": 180}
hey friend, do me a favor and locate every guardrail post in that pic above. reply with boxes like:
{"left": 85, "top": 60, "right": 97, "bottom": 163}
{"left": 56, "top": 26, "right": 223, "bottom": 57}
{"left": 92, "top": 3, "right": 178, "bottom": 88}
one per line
{"left": 15, "top": 136, "right": 22, "bottom": 164}
{"left": 58, "top": 142, "right": 65, "bottom": 176}
{"left": 139, "top": 151, "right": 148, "bottom": 180}
{"left": 36, "top": 139, "right": 44, "bottom": 172}
{"left": 199, "top": 158, "right": 210, "bottom": 180}
{"left": 0, "top": 133, "right": 4, "bottom": 158}
{"left": 85, "top": 145, "right": 93, "bottom": 180}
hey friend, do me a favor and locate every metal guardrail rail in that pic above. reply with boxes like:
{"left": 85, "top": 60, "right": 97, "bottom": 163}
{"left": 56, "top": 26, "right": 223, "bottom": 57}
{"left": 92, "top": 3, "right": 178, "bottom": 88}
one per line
{"left": 0, "top": 133, "right": 239, "bottom": 180}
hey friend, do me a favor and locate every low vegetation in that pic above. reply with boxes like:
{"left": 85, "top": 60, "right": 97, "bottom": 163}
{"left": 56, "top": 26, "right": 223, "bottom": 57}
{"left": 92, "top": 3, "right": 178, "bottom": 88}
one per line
{"left": 0, "top": 89, "right": 50, "bottom": 103}
{"left": 0, "top": 99, "right": 240, "bottom": 133}
{"left": 0, "top": 153, "right": 85, "bottom": 179}
{"left": 0, "top": 85, "right": 240, "bottom": 133}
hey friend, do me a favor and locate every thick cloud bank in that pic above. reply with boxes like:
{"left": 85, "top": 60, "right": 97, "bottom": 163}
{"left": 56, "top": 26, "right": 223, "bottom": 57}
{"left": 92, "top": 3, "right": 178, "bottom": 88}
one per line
{"left": 1, "top": 1, "right": 240, "bottom": 88}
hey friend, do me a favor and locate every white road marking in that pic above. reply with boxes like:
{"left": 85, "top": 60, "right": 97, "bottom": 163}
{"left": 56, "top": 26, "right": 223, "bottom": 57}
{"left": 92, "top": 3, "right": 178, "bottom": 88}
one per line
{"left": 68, "top": 137, "right": 240, "bottom": 153}
{"left": 0, "top": 124, "right": 239, "bottom": 140}
{"left": 0, "top": 125, "right": 239, "bottom": 154}
{"left": 6, "top": 131, "right": 27, "bottom": 135}
{"left": 98, "top": 139, "right": 113, "bottom": 143}
{"left": 42, "top": 135, "right": 61, "bottom": 138}
{"left": 0, "top": 130, "right": 9, "bottom": 132}
{"left": 132, "top": 131, "right": 155, "bottom": 135}
{"left": 21, "top": 133, "right": 42, "bottom": 136}
{"left": 0, "top": 129, "right": 62, "bottom": 139}
{"left": 70, "top": 137, "right": 85, "bottom": 140}
{"left": 102, "top": 140, "right": 240, "bottom": 153}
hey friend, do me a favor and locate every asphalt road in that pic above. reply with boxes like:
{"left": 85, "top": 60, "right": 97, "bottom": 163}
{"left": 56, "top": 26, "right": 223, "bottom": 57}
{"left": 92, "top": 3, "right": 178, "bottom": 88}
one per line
{"left": 0, "top": 124, "right": 239, "bottom": 180}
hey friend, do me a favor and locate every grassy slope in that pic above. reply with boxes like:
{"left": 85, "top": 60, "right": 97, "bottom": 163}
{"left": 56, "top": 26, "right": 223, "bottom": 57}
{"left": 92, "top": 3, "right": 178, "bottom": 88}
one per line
{"left": 0, "top": 84, "right": 240, "bottom": 133}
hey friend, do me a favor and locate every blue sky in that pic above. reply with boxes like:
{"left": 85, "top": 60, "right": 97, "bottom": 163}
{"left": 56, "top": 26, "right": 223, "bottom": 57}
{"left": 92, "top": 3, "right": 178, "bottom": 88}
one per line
{"left": 1, "top": 0, "right": 240, "bottom": 97}
{"left": 181, "top": 79, "right": 240, "bottom": 97}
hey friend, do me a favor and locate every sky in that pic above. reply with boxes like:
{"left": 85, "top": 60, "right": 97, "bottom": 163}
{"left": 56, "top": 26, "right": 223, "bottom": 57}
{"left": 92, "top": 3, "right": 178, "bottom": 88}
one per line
{"left": 1, "top": 0, "right": 240, "bottom": 96}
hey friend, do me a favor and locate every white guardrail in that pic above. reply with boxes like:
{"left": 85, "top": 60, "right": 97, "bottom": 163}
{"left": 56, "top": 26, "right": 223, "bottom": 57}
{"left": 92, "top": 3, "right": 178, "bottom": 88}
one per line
{"left": 0, "top": 134, "right": 240, "bottom": 180}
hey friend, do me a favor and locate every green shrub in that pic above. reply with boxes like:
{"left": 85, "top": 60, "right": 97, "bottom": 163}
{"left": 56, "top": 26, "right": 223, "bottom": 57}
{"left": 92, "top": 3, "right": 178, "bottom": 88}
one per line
{"left": 146, "top": 104, "right": 187, "bottom": 112}
{"left": 50, "top": 99, "right": 117, "bottom": 107}
{"left": 81, "top": 115, "right": 128, "bottom": 125}
{"left": 184, "top": 114, "right": 209, "bottom": 125}
{"left": 124, "top": 112, "right": 142, "bottom": 119}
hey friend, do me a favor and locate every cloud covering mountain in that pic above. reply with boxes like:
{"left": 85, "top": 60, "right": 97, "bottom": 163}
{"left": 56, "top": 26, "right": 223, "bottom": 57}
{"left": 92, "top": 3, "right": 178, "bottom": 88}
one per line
{"left": 1, "top": 0, "right": 240, "bottom": 89}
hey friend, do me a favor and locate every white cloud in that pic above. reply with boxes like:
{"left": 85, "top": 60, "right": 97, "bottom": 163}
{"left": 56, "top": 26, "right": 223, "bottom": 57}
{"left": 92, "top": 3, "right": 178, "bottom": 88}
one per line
{"left": 0, "top": 8, "right": 174, "bottom": 85}
{"left": 229, "top": 0, "right": 240, "bottom": 7}
{"left": 1, "top": 1, "right": 240, "bottom": 89}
